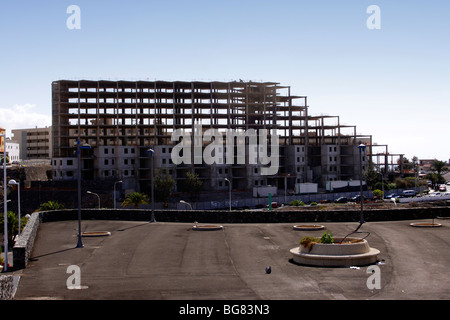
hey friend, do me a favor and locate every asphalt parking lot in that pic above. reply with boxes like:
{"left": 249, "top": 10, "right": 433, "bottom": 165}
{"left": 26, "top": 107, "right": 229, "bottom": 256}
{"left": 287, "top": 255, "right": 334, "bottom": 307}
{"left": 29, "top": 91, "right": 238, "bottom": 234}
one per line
{"left": 12, "top": 218, "right": 450, "bottom": 301}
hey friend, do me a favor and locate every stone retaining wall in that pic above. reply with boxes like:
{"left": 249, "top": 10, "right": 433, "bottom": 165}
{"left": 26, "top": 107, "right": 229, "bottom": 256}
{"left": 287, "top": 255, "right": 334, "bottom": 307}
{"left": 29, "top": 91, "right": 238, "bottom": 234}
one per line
{"left": 38, "top": 206, "right": 450, "bottom": 224}
{"left": 0, "top": 275, "right": 14, "bottom": 300}
{"left": 12, "top": 212, "right": 41, "bottom": 270}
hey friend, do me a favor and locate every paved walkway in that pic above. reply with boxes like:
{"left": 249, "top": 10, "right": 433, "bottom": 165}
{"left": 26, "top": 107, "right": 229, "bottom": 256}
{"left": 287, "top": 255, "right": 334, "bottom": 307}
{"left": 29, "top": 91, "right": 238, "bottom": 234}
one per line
{"left": 11, "top": 218, "right": 450, "bottom": 300}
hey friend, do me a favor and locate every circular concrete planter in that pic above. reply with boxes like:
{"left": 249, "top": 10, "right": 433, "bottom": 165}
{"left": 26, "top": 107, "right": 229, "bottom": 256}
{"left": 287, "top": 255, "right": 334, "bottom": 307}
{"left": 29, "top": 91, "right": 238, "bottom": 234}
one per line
{"left": 409, "top": 222, "right": 442, "bottom": 228}
{"left": 81, "top": 231, "right": 111, "bottom": 237}
{"left": 290, "top": 237, "right": 380, "bottom": 267}
{"left": 293, "top": 225, "right": 325, "bottom": 231}
{"left": 192, "top": 225, "right": 223, "bottom": 231}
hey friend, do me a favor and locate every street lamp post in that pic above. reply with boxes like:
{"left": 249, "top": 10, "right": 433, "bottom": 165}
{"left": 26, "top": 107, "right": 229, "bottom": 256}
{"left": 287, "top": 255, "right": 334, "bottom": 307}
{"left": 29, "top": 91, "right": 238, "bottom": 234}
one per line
{"left": 179, "top": 200, "right": 193, "bottom": 210}
{"left": 2, "top": 133, "right": 8, "bottom": 271}
{"left": 113, "top": 180, "right": 122, "bottom": 209}
{"left": 224, "top": 178, "right": 231, "bottom": 212}
{"left": 357, "top": 142, "right": 367, "bottom": 227}
{"left": 8, "top": 179, "right": 21, "bottom": 236}
{"left": 146, "top": 148, "right": 155, "bottom": 223}
{"left": 76, "top": 139, "right": 91, "bottom": 248}
{"left": 87, "top": 191, "right": 100, "bottom": 209}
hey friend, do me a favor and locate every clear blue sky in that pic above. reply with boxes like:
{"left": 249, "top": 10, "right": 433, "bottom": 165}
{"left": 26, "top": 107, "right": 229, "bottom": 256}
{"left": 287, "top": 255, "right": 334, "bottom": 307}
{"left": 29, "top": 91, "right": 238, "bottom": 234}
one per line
{"left": 0, "top": 0, "right": 449, "bottom": 162}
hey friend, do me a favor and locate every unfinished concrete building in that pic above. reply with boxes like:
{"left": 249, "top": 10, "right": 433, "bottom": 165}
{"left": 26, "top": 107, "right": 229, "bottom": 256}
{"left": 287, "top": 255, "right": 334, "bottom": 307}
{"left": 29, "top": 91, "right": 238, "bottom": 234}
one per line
{"left": 51, "top": 79, "right": 376, "bottom": 194}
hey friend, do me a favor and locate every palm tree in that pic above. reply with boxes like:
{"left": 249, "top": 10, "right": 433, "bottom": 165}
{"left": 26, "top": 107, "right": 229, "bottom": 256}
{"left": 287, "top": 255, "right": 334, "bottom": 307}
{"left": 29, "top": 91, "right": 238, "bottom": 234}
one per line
{"left": 0, "top": 211, "right": 19, "bottom": 246}
{"left": 432, "top": 160, "right": 448, "bottom": 175}
{"left": 121, "top": 192, "right": 149, "bottom": 209}
{"left": 430, "top": 160, "right": 448, "bottom": 187}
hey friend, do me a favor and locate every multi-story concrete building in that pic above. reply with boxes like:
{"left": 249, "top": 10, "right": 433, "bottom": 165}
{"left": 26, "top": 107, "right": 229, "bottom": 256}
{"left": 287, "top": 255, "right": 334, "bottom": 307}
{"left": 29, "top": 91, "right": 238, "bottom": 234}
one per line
{"left": 12, "top": 127, "right": 52, "bottom": 160}
{"left": 51, "top": 80, "right": 374, "bottom": 194}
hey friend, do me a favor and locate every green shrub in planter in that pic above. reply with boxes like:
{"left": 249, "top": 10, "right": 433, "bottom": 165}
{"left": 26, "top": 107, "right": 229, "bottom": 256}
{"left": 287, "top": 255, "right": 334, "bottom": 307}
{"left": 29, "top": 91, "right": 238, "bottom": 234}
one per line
{"left": 320, "top": 231, "right": 334, "bottom": 244}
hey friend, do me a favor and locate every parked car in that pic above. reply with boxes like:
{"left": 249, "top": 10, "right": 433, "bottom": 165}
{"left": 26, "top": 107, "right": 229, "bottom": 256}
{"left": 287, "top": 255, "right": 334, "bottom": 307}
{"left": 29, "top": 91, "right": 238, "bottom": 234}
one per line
{"left": 402, "top": 190, "right": 416, "bottom": 197}
{"left": 334, "top": 197, "right": 348, "bottom": 203}
{"left": 350, "top": 195, "right": 366, "bottom": 202}
{"left": 266, "top": 202, "right": 280, "bottom": 208}
{"left": 385, "top": 193, "right": 399, "bottom": 199}
{"left": 439, "top": 185, "right": 447, "bottom": 192}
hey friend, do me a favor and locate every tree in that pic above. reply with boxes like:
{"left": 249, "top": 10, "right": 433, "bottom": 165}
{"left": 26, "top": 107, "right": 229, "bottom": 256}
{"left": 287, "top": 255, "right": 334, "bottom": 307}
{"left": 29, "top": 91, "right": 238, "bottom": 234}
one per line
{"left": 429, "top": 160, "right": 448, "bottom": 186}
{"left": 0, "top": 211, "right": 27, "bottom": 246}
{"left": 427, "top": 173, "right": 441, "bottom": 189}
{"left": 0, "top": 156, "right": 10, "bottom": 164}
{"left": 411, "top": 156, "right": 419, "bottom": 174}
{"left": 39, "top": 200, "right": 65, "bottom": 211}
{"left": 363, "top": 161, "right": 380, "bottom": 190}
{"left": 121, "top": 192, "right": 149, "bottom": 209}
{"left": 432, "top": 160, "right": 448, "bottom": 175}
{"left": 183, "top": 171, "right": 203, "bottom": 204}
{"left": 154, "top": 170, "right": 175, "bottom": 204}
{"left": 398, "top": 157, "right": 414, "bottom": 172}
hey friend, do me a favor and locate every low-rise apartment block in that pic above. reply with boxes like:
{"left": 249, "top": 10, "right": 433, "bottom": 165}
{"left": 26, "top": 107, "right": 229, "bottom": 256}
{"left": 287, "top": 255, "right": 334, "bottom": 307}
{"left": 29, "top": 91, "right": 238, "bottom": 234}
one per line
{"left": 12, "top": 127, "right": 52, "bottom": 160}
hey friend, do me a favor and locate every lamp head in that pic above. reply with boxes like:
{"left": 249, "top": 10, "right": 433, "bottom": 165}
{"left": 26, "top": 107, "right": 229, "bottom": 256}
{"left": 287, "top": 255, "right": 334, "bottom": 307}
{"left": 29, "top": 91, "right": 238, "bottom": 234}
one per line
{"left": 357, "top": 142, "right": 366, "bottom": 151}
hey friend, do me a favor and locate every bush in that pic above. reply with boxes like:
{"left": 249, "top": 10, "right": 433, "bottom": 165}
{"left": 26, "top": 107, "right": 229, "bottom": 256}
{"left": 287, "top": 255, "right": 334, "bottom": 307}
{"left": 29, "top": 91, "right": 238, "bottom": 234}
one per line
{"left": 310, "top": 202, "right": 318, "bottom": 206}
{"left": 300, "top": 236, "right": 320, "bottom": 246}
{"left": 300, "top": 236, "right": 320, "bottom": 252}
{"left": 320, "top": 231, "right": 334, "bottom": 244}
{"left": 289, "top": 199, "right": 305, "bottom": 207}
{"left": 39, "top": 200, "right": 65, "bottom": 211}
{"left": 387, "top": 183, "right": 397, "bottom": 190}
{"left": 372, "top": 189, "right": 384, "bottom": 198}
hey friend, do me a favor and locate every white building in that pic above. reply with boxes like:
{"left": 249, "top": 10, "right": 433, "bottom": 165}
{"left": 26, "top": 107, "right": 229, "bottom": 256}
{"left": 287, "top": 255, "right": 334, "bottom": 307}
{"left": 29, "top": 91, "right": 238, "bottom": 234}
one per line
{"left": 5, "top": 139, "right": 20, "bottom": 163}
